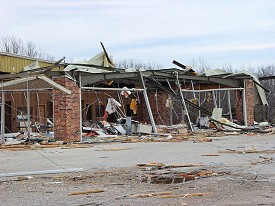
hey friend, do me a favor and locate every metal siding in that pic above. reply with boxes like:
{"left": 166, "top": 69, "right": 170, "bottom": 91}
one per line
{"left": 0, "top": 53, "right": 64, "bottom": 73}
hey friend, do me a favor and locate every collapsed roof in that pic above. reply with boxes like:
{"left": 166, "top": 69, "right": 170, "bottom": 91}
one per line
{"left": 0, "top": 51, "right": 268, "bottom": 106}
{"left": 62, "top": 54, "right": 267, "bottom": 106}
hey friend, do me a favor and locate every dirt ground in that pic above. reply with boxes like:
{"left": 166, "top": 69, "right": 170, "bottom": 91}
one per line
{"left": 0, "top": 134, "right": 274, "bottom": 206}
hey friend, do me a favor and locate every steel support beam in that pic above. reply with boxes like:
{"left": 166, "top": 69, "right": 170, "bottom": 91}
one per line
{"left": 138, "top": 70, "right": 157, "bottom": 133}
{"left": 174, "top": 72, "right": 193, "bottom": 132}
{"left": 181, "top": 88, "right": 244, "bottom": 92}
{"left": 212, "top": 91, "right": 217, "bottom": 108}
{"left": 1, "top": 89, "right": 5, "bottom": 144}
{"left": 79, "top": 73, "right": 82, "bottom": 142}
{"left": 242, "top": 80, "right": 248, "bottom": 126}
{"left": 27, "top": 81, "right": 31, "bottom": 138}
{"left": 146, "top": 78, "right": 212, "bottom": 115}
{"left": 227, "top": 91, "right": 233, "bottom": 121}
{"left": 0, "top": 75, "right": 71, "bottom": 95}
{"left": 81, "top": 87, "right": 145, "bottom": 92}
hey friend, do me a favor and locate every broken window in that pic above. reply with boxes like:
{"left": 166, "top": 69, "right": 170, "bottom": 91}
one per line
{"left": 95, "top": 104, "right": 105, "bottom": 117}
{"left": 86, "top": 104, "right": 93, "bottom": 120}
{"left": 46, "top": 101, "right": 53, "bottom": 122}
{"left": 17, "top": 106, "right": 33, "bottom": 120}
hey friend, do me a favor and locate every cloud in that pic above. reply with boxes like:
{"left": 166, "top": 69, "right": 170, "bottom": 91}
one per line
{"left": 113, "top": 42, "right": 275, "bottom": 68}
{"left": 0, "top": 0, "right": 275, "bottom": 68}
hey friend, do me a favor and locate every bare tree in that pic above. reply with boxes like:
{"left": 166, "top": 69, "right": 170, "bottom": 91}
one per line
{"left": 188, "top": 58, "right": 242, "bottom": 74}
{"left": 116, "top": 59, "right": 162, "bottom": 70}
{"left": 189, "top": 57, "right": 212, "bottom": 73}
{"left": 1, "top": 36, "right": 24, "bottom": 54}
{"left": 0, "top": 36, "right": 10, "bottom": 52}
{"left": 10, "top": 36, "right": 24, "bottom": 54}
{"left": 0, "top": 35, "right": 55, "bottom": 60}
{"left": 25, "top": 41, "right": 38, "bottom": 57}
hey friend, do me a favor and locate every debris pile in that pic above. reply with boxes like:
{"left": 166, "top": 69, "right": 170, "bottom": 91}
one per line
{"left": 137, "top": 162, "right": 225, "bottom": 184}
{"left": 218, "top": 148, "right": 275, "bottom": 154}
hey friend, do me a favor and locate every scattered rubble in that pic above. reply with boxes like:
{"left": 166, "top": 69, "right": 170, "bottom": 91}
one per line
{"left": 130, "top": 191, "right": 209, "bottom": 198}
{"left": 250, "top": 156, "right": 273, "bottom": 165}
{"left": 136, "top": 163, "right": 204, "bottom": 171}
{"left": 136, "top": 162, "right": 225, "bottom": 185}
{"left": 218, "top": 148, "right": 275, "bottom": 154}
{"left": 1, "top": 114, "right": 274, "bottom": 148}
{"left": 95, "top": 147, "right": 129, "bottom": 151}
{"left": 0, "top": 142, "right": 93, "bottom": 151}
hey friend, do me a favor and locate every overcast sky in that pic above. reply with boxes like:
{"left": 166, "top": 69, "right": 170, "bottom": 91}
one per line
{"left": 1, "top": 0, "right": 275, "bottom": 69}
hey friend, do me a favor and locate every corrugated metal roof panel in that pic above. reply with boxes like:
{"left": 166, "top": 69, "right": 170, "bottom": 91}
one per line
{"left": 0, "top": 52, "right": 64, "bottom": 73}
{"left": 200, "top": 69, "right": 231, "bottom": 77}
{"left": 224, "top": 71, "right": 268, "bottom": 105}
{"left": 64, "top": 52, "right": 115, "bottom": 73}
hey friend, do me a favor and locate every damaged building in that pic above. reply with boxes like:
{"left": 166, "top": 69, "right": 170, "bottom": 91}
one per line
{"left": 0, "top": 50, "right": 268, "bottom": 143}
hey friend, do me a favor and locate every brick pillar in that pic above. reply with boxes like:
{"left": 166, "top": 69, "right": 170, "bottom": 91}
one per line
{"left": 235, "top": 79, "right": 254, "bottom": 126}
{"left": 244, "top": 79, "right": 254, "bottom": 126}
{"left": 235, "top": 90, "right": 243, "bottom": 123}
{"left": 53, "top": 77, "right": 81, "bottom": 142}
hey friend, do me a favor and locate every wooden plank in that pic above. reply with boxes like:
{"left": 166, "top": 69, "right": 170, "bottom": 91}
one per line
{"left": 161, "top": 193, "right": 209, "bottom": 198}
{"left": 178, "top": 193, "right": 209, "bottom": 197}
{"left": 132, "top": 191, "right": 173, "bottom": 198}
{"left": 69, "top": 190, "right": 104, "bottom": 196}
{"left": 201, "top": 154, "right": 220, "bottom": 156}
{"left": 95, "top": 148, "right": 128, "bottom": 151}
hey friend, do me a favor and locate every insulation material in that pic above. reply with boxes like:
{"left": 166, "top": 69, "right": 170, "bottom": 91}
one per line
{"left": 211, "top": 108, "right": 222, "bottom": 121}
{"left": 138, "top": 124, "right": 152, "bottom": 134}
{"left": 120, "top": 87, "right": 131, "bottom": 98}
{"left": 105, "top": 98, "right": 121, "bottom": 114}
{"left": 165, "top": 96, "right": 173, "bottom": 108}
{"left": 23, "top": 60, "right": 40, "bottom": 71}
{"left": 130, "top": 99, "right": 137, "bottom": 114}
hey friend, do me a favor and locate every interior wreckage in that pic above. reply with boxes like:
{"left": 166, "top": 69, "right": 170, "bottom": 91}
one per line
{"left": 0, "top": 51, "right": 269, "bottom": 144}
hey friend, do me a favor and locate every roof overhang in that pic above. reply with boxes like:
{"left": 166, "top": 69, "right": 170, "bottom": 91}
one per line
{"left": 0, "top": 75, "right": 71, "bottom": 94}
{"left": 77, "top": 69, "right": 241, "bottom": 88}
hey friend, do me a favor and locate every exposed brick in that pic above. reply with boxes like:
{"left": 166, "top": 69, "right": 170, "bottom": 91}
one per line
{"left": 53, "top": 77, "right": 81, "bottom": 142}
{"left": 234, "top": 79, "right": 254, "bottom": 125}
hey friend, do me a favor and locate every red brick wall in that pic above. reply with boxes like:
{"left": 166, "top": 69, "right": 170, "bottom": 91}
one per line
{"left": 53, "top": 77, "right": 81, "bottom": 142}
{"left": 140, "top": 91, "right": 171, "bottom": 125}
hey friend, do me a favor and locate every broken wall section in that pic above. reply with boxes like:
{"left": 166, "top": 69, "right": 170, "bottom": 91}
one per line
{"left": 140, "top": 92, "right": 171, "bottom": 125}
{"left": 235, "top": 79, "right": 254, "bottom": 126}
{"left": 140, "top": 84, "right": 230, "bottom": 125}
{"left": 141, "top": 80, "right": 255, "bottom": 127}
{"left": 53, "top": 77, "right": 81, "bottom": 142}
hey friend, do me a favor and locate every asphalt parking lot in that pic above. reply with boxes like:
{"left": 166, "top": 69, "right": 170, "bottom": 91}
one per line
{"left": 0, "top": 134, "right": 274, "bottom": 205}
